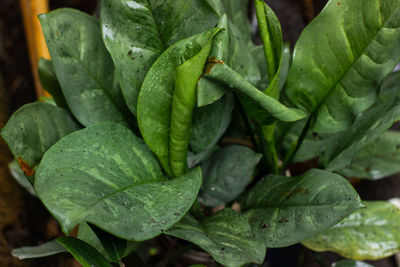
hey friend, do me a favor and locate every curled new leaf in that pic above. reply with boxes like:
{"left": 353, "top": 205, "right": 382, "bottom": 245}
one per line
{"left": 202, "top": 63, "right": 307, "bottom": 122}
{"left": 137, "top": 29, "right": 219, "bottom": 176}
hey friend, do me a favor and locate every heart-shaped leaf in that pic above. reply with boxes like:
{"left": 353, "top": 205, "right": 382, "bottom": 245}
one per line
{"left": 337, "top": 131, "right": 400, "bottom": 179}
{"left": 40, "top": 8, "right": 130, "bottom": 127}
{"left": 302, "top": 201, "right": 400, "bottom": 260}
{"left": 198, "top": 145, "right": 262, "bottom": 206}
{"left": 35, "top": 123, "right": 202, "bottom": 241}
{"left": 1, "top": 102, "right": 80, "bottom": 178}
{"left": 285, "top": 0, "right": 400, "bottom": 134}
{"left": 166, "top": 209, "right": 266, "bottom": 267}
{"left": 242, "top": 169, "right": 362, "bottom": 247}
{"left": 137, "top": 29, "right": 219, "bottom": 176}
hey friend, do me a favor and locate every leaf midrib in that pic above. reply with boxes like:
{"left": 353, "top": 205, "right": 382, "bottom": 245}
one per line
{"left": 310, "top": 2, "right": 400, "bottom": 116}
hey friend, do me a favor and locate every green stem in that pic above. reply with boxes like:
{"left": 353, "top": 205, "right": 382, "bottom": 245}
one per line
{"left": 260, "top": 123, "right": 279, "bottom": 173}
{"left": 280, "top": 114, "right": 314, "bottom": 174}
{"left": 255, "top": 0, "right": 277, "bottom": 79}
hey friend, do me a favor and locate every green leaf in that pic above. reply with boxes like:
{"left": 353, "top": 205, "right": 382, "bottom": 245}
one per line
{"left": 221, "top": 0, "right": 253, "bottom": 46}
{"left": 40, "top": 8, "right": 130, "bottom": 127}
{"left": 56, "top": 237, "right": 111, "bottom": 267}
{"left": 35, "top": 123, "right": 202, "bottom": 241}
{"left": 242, "top": 169, "right": 362, "bottom": 247}
{"left": 166, "top": 209, "right": 266, "bottom": 267}
{"left": 78, "top": 223, "right": 109, "bottom": 260}
{"left": 285, "top": 0, "right": 400, "bottom": 134}
{"left": 331, "top": 259, "right": 375, "bottom": 267}
{"left": 302, "top": 201, "right": 400, "bottom": 260}
{"left": 337, "top": 131, "right": 400, "bottom": 179}
{"left": 12, "top": 240, "right": 67, "bottom": 260}
{"left": 100, "top": 0, "right": 163, "bottom": 117}
{"left": 198, "top": 145, "right": 262, "bottom": 207}
{"left": 169, "top": 38, "right": 214, "bottom": 177}
{"left": 202, "top": 63, "right": 307, "bottom": 122}
{"left": 321, "top": 98, "right": 400, "bottom": 171}
{"left": 88, "top": 223, "right": 129, "bottom": 263}
{"left": 8, "top": 161, "right": 36, "bottom": 196}
{"left": 379, "top": 71, "right": 400, "bottom": 101}
{"left": 190, "top": 93, "right": 234, "bottom": 154}
{"left": 37, "top": 58, "right": 68, "bottom": 109}
{"left": 1, "top": 102, "right": 80, "bottom": 178}
{"left": 137, "top": 29, "right": 219, "bottom": 176}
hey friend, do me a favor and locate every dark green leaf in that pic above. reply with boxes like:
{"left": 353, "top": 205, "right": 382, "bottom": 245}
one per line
{"left": 88, "top": 223, "right": 128, "bottom": 263}
{"left": 56, "top": 237, "right": 111, "bottom": 267}
{"left": 302, "top": 201, "right": 400, "bottom": 260}
{"left": 190, "top": 93, "right": 234, "bottom": 154}
{"left": 78, "top": 223, "right": 108, "bottom": 260}
{"left": 331, "top": 259, "right": 375, "bottom": 267}
{"left": 38, "top": 58, "right": 68, "bottom": 109}
{"left": 167, "top": 209, "right": 266, "bottom": 267}
{"left": 8, "top": 161, "right": 36, "bottom": 196}
{"left": 242, "top": 169, "right": 362, "bottom": 247}
{"left": 198, "top": 145, "right": 262, "bottom": 206}
{"left": 379, "top": 71, "right": 400, "bottom": 101}
{"left": 221, "top": 0, "right": 253, "bottom": 46}
{"left": 1, "top": 102, "right": 80, "bottom": 178}
{"left": 12, "top": 240, "right": 67, "bottom": 260}
{"left": 337, "top": 131, "right": 400, "bottom": 179}
{"left": 40, "top": 8, "right": 130, "bottom": 127}
{"left": 321, "top": 98, "right": 400, "bottom": 171}
{"left": 35, "top": 123, "right": 202, "bottom": 241}
{"left": 137, "top": 29, "right": 219, "bottom": 176}
{"left": 285, "top": 0, "right": 400, "bottom": 134}
{"left": 202, "top": 63, "right": 307, "bottom": 122}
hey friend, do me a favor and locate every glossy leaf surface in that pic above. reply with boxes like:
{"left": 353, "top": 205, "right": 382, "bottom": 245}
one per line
{"left": 286, "top": 0, "right": 400, "bottom": 134}
{"left": 1, "top": 102, "right": 79, "bottom": 177}
{"left": 56, "top": 237, "right": 111, "bottom": 267}
{"left": 337, "top": 131, "right": 400, "bottom": 179}
{"left": 198, "top": 145, "right": 262, "bottom": 206}
{"left": 379, "top": 71, "right": 400, "bottom": 101}
{"left": 242, "top": 169, "right": 362, "bottom": 247}
{"left": 190, "top": 93, "right": 234, "bottom": 154}
{"left": 35, "top": 123, "right": 202, "bottom": 241}
{"left": 12, "top": 240, "right": 67, "bottom": 259}
{"left": 40, "top": 9, "right": 129, "bottom": 127}
{"left": 137, "top": 29, "right": 218, "bottom": 176}
{"left": 303, "top": 201, "right": 400, "bottom": 260}
{"left": 167, "top": 209, "right": 265, "bottom": 267}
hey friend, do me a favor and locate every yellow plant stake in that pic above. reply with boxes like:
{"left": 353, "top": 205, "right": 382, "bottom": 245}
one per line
{"left": 20, "top": 0, "right": 50, "bottom": 98}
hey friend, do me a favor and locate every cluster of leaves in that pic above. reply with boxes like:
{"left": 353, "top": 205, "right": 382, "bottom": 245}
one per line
{"left": 2, "top": 0, "right": 400, "bottom": 266}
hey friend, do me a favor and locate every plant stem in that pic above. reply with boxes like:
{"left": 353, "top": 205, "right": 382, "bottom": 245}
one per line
{"left": 255, "top": 0, "right": 277, "bottom": 78}
{"left": 280, "top": 115, "right": 313, "bottom": 174}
